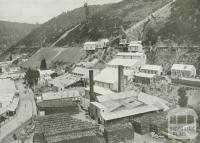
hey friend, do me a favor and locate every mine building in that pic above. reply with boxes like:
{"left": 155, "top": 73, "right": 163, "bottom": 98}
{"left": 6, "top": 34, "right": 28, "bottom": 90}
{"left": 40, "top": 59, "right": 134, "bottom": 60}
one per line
{"left": 171, "top": 64, "right": 196, "bottom": 79}
{"left": 128, "top": 41, "right": 143, "bottom": 53}
{"left": 140, "top": 64, "right": 163, "bottom": 76}
{"left": 89, "top": 90, "right": 169, "bottom": 126}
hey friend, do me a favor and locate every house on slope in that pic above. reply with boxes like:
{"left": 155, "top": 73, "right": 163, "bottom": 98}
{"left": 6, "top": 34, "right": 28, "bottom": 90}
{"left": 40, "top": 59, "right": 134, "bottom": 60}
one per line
{"left": 48, "top": 73, "right": 83, "bottom": 91}
{"left": 133, "top": 64, "right": 163, "bottom": 84}
{"left": 140, "top": 64, "right": 163, "bottom": 76}
{"left": 171, "top": 64, "right": 196, "bottom": 79}
{"left": 128, "top": 41, "right": 143, "bottom": 53}
{"left": 118, "top": 39, "right": 129, "bottom": 52}
{"left": 99, "top": 39, "right": 109, "bottom": 49}
{"left": 116, "top": 52, "right": 146, "bottom": 66}
{"left": 134, "top": 72, "right": 156, "bottom": 84}
{"left": 83, "top": 41, "right": 98, "bottom": 51}
{"left": 71, "top": 66, "right": 100, "bottom": 85}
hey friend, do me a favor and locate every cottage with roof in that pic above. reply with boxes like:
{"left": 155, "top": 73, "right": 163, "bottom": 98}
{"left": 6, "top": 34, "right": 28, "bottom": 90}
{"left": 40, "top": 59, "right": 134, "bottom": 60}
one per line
{"left": 116, "top": 52, "right": 146, "bottom": 66}
{"left": 98, "top": 39, "right": 109, "bottom": 49}
{"left": 48, "top": 73, "right": 83, "bottom": 91}
{"left": 72, "top": 66, "right": 100, "bottom": 85}
{"left": 171, "top": 64, "right": 196, "bottom": 79}
{"left": 118, "top": 39, "right": 130, "bottom": 52}
{"left": 83, "top": 41, "right": 98, "bottom": 51}
{"left": 128, "top": 41, "right": 143, "bottom": 53}
{"left": 133, "top": 64, "right": 163, "bottom": 84}
{"left": 140, "top": 64, "right": 163, "bottom": 76}
{"left": 107, "top": 58, "right": 141, "bottom": 71}
{"left": 134, "top": 72, "right": 156, "bottom": 84}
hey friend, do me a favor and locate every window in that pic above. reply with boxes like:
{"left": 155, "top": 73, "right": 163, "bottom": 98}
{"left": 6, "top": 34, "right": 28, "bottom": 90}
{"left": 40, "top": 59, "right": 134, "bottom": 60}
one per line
{"left": 187, "top": 115, "right": 194, "bottom": 124}
{"left": 170, "top": 116, "right": 176, "bottom": 124}
{"left": 177, "top": 115, "right": 186, "bottom": 124}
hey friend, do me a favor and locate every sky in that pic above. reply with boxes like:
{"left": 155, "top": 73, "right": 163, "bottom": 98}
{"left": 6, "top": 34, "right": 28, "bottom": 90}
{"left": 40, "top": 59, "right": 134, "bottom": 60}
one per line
{"left": 0, "top": 0, "right": 121, "bottom": 24}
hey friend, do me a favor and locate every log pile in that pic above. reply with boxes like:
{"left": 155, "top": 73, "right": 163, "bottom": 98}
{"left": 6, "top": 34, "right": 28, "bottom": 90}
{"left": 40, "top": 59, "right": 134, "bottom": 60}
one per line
{"left": 104, "top": 123, "right": 134, "bottom": 143}
{"left": 131, "top": 112, "right": 167, "bottom": 135}
{"left": 33, "top": 113, "right": 106, "bottom": 143}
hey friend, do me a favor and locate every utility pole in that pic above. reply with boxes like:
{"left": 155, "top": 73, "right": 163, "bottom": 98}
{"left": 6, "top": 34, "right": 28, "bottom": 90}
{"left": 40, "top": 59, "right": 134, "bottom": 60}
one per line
{"left": 84, "top": 1, "right": 89, "bottom": 23}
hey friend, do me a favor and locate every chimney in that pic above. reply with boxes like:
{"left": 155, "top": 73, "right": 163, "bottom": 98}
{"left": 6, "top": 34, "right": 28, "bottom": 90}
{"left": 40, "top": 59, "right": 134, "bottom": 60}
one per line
{"left": 118, "top": 65, "right": 124, "bottom": 92}
{"left": 89, "top": 70, "right": 95, "bottom": 102}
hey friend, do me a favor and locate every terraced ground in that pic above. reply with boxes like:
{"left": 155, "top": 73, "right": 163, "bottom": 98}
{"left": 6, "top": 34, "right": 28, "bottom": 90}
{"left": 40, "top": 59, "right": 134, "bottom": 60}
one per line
{"left": 21, "top": 47, "right": 86, "bottom": 69}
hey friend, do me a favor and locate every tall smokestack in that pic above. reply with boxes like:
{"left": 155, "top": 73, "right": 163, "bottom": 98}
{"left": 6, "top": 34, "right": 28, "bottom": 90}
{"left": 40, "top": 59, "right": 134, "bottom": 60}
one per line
{"left": 89, "top": 70, "right": 95, "bottom": 102}
{"left": 118, "top": 65, "right": 124, "bottom": 92}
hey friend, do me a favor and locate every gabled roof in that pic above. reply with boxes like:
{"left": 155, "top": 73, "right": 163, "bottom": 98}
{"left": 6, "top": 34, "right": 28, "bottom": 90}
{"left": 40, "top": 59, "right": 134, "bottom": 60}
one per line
{"left": 84, "top": 41, "right": 97, "bottom": 45}
{"left": 171, "top": 64, "right": 196, "bottom": 71}
{"left": 72, "top": 67, "right": 89, "bottom": 77}
{"left": 39, "top": 70, "right": 55, "bottom": 76}
{"left": 96, "top": 90, "right": 137, "bottom": 102}
{"left": 141, "top": 64, "right": 162, "bottom": 71}
{"left": 85, "top": 85, "right": 114, "bottom": 95}
{"left": 117, "top": 52, "right": 144, "bottom": 57}
{"left": 48, "top": 73, "right": 81, "bottom": 88}
{"left": 107, "top": 58, "right": 139, "bottom": 67}
{"left": 95, "top": 90, "right": 169, "bottom": 121}
{"left": 72, "top": 66, "right": 99, "bottom": 79}
{"left": 135, "top": 72, "right": 156, "bottom": 78}
{"left": 101, "top": 105, "right": 159, "bottom": 121}
{"left": 94, "top": 67, "right": 133, "bottom": 84}
{"left": 129, "top": 41, "right": 142, "bottom": 47}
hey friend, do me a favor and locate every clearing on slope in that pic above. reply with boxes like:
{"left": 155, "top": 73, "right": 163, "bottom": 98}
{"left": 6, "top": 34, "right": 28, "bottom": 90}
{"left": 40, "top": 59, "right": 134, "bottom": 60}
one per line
{"left": 21, "top": 47, "right": 85, "bottom": 69}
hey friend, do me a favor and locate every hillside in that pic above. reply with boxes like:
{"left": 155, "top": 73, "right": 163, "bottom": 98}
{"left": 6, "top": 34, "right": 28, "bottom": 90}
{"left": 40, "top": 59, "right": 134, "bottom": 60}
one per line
{"left": 7, "top": 4, "right": 110, "bottom": 54}
{"left": 21, "top": 47, "right": 85, "bottom": 69}
{"left": 144, "top": 0, "right": 200, "bottom": 74}
{"left": 0, "top": 21, "right": 37, "bottom": 53}
{"left": 6, "top": 0, "right": 172, "bottom": 55}
{"left": 56, "top": 0, "right": 172, "bottom": 46}
{"left": 157, "top": 0, "right": 200, "bottom": 44}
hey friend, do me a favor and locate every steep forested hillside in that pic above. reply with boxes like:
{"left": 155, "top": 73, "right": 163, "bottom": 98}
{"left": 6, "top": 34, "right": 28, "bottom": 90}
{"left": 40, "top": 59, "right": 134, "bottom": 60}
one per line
{"left": 7, "top": 0, "right": 171, "bottom": 54}
{"left": 0, "top": 21, "right": 37, "bottom": 52}
{"left": 12, "top": 5, "right": 110, "bottom": 48}
{"left": 158, "top": 0, "right": 200, "bottom": 44}
{"left": 55, "top": 0, "right": 172, "bottom": 46}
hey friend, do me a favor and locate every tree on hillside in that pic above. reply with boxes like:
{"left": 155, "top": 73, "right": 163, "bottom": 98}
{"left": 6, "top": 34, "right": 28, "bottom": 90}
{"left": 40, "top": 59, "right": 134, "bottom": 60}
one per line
{"left": 40, "top": 58, "right": 47, "bottom": 70}
{"left": 158, "top": 0, "right": 200, "bottom": 44}
{"left": 25, "top": 68, "right": 40, "bottom": 87}
{"left": 143, "top": 27, "right": 158, "bottom": 46}
{"left": 177, "top": 87, "right": 188, "bottom": 107}
{"left": 9, "top": 54, "right": 12, "bottom": 61}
